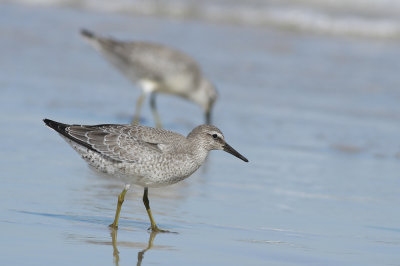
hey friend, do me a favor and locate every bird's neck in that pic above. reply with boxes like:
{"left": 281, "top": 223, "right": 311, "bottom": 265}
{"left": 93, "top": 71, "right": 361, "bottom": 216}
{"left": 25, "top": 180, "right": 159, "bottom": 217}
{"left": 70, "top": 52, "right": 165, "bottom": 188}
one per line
{"left": 186, "top": 138, "right": 209, "bottom": 166}
{"left": 187, "top": 80, "right": 209, "bottom": 111}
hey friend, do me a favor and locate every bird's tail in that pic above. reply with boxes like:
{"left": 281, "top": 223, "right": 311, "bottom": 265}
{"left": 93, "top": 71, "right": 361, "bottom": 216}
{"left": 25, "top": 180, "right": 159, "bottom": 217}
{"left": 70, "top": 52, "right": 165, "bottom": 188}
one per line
{"left": 43, "top": 118, "right": 70, "bottom": 136}
{"left": 80, "top": 28, "right": 109, "bottom": 52}
{"left": 80, "top": 28, "right": 96, "bottom": 40}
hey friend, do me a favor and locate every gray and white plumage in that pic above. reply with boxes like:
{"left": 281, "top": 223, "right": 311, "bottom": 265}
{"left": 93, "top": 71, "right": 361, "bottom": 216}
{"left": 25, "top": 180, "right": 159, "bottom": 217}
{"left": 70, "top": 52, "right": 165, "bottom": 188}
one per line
{"left": 80, "top": 29, "right": 218, "bottom": 125}
{"left": 43, "top": 119, "right": 248, "bottom": 188}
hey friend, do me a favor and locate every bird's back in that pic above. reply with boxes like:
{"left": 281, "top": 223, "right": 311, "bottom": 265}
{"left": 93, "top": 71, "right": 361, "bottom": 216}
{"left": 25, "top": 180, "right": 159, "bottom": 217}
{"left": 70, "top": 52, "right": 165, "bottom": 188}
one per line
{"left": 81, "top": 30, "right": 202, "bottom": 95}
{"left": 44, "top": 119, "right": 203, "bottom": 187}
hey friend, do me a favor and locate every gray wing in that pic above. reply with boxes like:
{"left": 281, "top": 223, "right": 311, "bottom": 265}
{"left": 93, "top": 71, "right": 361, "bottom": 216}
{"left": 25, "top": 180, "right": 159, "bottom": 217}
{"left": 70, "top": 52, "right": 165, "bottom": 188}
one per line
{"left": 66, "top": 124, "right": 181, "bottom": 163}
{"left": 93, "top": 38, "right": 202, "bottom": 87}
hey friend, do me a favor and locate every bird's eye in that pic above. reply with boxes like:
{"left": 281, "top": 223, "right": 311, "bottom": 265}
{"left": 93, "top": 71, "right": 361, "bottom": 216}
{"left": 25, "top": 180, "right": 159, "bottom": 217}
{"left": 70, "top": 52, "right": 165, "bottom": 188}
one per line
{"left": 212, "top": 134, "right": 218, "bottom": 139}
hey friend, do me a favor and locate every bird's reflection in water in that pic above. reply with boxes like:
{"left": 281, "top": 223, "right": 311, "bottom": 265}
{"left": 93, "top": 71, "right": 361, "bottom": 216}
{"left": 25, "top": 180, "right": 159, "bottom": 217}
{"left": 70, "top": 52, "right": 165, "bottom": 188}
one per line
{"left": 110, "top": 228, "right": 159, "bottom": 266}
{"left": 136, "top": 231, "right": 158, "bottom": 266}
{"left": 110, "top": 229, "right": 120, "bottom": 266}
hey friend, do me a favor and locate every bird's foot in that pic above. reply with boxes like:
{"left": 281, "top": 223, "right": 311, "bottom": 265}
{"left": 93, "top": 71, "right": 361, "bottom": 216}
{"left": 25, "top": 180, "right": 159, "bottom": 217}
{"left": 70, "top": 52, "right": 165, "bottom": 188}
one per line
{"left": 148, "top": 225, "right": 172, "bottom": 233}
{"left": 109, "top": 223, "right": 118, "bottom": 230}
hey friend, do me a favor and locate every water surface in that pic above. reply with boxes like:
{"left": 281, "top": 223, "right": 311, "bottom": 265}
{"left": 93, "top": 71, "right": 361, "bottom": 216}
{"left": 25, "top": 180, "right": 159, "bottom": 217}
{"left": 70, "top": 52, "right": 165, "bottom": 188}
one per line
{"left": 1, "top": 3, "right": 400, "bottom": 266}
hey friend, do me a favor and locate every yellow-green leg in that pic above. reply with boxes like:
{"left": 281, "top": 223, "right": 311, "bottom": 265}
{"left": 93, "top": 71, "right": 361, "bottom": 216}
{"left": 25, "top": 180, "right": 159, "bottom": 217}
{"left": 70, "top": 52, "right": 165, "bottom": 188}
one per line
{"left": 132, "top": 93, "right": 146, "bottom": 125}
{"left": 142, "top": 187, "right": 168, "bottom": 232}
{"left": 150, "top": 93, "right": 162, "bottom": 128}
{"left": 109, "top": 184, "right": 130, "bottom": 229}
{"left": 205, "top": 109, "right": 212, "bottom": 125}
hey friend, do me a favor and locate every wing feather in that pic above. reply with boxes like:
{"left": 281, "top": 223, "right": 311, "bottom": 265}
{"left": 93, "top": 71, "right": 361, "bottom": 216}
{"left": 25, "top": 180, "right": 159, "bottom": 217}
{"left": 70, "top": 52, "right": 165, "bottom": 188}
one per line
{"left": 64, "top": 124, "right": 184, "bottom": 163}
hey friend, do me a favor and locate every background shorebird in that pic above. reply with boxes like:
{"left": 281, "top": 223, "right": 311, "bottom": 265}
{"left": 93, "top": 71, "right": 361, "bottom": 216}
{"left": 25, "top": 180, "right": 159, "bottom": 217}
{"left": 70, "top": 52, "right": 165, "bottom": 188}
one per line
{"left": 81, "top": 29, "right": 218, "bottom": 128}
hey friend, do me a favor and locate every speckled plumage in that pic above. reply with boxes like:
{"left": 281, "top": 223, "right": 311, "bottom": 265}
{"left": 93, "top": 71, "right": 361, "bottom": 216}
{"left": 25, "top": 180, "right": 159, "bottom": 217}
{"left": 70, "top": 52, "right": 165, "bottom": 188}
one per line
{"left": 43, "top": 118, "right": 248, "bottom": 231}
{"left": 80, "top": 29, "right": 218, "bottom": 125}
{"left": 44, "top": 119, "right": 248, "bottom": 188}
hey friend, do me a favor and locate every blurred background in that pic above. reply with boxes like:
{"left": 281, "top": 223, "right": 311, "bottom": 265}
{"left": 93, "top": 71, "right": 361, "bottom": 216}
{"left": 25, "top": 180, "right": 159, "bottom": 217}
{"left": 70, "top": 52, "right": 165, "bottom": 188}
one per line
{"left": 1, "top": 1, "right": 400, "bottom": 265}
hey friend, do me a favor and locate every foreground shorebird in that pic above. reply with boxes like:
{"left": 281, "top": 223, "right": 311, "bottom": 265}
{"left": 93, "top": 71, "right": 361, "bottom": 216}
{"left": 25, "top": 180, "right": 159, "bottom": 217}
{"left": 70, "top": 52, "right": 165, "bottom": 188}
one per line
{"left": 43, "top": 119, "right": 248, "bottom": 232}
{"left": 80, "top": 29, "right": 218, "bottom": 128}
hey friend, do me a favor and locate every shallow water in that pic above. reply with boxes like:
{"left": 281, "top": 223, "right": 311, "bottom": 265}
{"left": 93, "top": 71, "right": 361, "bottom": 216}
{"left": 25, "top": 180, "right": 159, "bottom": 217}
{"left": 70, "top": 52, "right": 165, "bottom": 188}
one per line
{"left": 1, "top": 3, "right": 400, "bottom": 266}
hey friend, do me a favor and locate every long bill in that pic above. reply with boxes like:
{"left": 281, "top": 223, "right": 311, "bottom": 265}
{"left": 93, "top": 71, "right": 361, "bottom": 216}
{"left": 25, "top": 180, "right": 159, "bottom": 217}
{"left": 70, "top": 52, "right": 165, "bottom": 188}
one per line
{"left": 223, "top": 143, "right": 249, "bottom": 162}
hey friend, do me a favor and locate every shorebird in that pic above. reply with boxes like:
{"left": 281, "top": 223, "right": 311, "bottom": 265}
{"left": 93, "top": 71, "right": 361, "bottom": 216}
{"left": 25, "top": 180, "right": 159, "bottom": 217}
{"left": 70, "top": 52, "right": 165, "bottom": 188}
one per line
{"left": 43, "top": 119, "right": 248, "bottom": 232}
{"left": 80, "top": 29, "right": 218, "bottom": 128}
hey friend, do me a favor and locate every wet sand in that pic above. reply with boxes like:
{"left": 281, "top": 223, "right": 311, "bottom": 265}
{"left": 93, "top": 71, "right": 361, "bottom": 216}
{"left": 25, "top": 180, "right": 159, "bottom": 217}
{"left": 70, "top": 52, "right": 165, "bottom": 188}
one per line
{"left": 1, "top": 3, "right": 400, "bottom": 265}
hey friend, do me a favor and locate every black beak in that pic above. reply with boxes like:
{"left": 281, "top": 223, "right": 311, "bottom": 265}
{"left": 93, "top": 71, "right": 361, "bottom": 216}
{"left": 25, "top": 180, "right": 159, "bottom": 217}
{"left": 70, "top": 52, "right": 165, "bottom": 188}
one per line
{"left": 223, "top": 142, "right": 249, "bottom": 162}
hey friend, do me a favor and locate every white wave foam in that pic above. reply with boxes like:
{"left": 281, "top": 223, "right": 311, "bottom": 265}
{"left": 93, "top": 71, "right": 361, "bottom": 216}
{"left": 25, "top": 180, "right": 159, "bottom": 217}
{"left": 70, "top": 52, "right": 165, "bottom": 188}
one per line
{"left": 9, "top": 0, "right": 400, "bottom": 38}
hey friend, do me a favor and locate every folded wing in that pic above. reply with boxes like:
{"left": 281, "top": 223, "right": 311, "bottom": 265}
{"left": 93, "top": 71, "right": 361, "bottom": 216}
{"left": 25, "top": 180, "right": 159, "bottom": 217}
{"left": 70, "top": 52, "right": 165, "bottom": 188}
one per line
{"left": 66, "top": 124, "right": 166, "bottom": 163}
